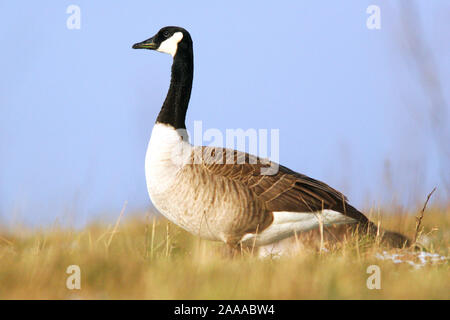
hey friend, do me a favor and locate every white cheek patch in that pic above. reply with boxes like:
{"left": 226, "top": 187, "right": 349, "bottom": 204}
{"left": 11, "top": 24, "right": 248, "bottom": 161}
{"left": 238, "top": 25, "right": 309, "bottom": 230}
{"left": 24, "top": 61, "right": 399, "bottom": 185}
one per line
{"left": 157, "top": 32, "right": 184, "bottom": 57}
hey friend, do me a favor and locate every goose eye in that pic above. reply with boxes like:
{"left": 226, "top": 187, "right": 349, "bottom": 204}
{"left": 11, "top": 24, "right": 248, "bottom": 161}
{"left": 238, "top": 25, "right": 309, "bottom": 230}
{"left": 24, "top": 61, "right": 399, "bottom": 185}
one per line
{"left": 163, "top": 31, "right": 170, "bottom": 38}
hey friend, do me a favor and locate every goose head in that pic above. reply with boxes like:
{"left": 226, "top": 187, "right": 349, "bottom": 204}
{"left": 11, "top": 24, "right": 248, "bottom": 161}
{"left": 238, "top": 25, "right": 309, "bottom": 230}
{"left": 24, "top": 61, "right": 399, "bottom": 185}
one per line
{"left": 132, "top": 26, "right": 192, "bottom": 58}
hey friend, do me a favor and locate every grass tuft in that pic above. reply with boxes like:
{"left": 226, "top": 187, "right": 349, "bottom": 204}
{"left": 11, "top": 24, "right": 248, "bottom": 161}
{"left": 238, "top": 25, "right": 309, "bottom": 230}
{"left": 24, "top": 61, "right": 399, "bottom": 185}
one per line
{"left": 0, "top": 206, "right": 448, "bottom": 299}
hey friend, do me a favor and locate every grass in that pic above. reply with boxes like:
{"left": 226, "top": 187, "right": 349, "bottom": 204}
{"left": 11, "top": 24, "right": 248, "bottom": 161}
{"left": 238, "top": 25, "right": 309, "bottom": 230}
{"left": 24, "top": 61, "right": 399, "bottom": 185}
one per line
{"left": 0, "top": 205, "right": 448, "bottom": 299}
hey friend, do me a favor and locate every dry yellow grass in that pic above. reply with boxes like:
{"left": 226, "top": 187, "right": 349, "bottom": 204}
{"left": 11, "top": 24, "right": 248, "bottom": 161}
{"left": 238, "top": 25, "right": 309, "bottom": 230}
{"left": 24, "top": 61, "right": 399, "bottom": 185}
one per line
{"left": 0, "top": 206, "right": 448, "bottom": 299}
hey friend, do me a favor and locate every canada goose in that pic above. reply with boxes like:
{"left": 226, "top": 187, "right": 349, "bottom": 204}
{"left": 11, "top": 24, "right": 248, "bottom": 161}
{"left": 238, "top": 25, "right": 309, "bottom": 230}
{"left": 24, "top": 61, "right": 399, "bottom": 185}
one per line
{"left": 132, "top": 26, "right": 410, "bottom": 249}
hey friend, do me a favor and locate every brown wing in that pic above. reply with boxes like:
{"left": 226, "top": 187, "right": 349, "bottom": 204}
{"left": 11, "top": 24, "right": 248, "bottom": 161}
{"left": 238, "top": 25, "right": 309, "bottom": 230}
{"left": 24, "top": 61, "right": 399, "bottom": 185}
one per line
{"left": 192, "top": 146, "right": 368, "bottom": 222}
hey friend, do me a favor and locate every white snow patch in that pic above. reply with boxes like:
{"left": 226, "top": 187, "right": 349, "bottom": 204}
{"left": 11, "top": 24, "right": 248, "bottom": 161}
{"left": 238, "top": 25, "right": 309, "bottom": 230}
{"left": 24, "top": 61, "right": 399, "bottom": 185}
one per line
{"left": 375, "top": 251, "right": 448, "bottom": 269}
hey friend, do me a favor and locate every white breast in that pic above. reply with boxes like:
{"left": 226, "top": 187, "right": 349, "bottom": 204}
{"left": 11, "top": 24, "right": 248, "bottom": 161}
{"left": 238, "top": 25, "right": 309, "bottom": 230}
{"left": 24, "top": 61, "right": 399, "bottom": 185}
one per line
{"left": 145, "top": 123, "right": 192, "bottom": 197}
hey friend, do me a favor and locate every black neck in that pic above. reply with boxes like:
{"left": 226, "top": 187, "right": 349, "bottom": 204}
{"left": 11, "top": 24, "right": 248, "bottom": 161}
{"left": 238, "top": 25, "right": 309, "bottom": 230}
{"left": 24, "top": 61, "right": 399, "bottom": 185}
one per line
{"left": 156, "top": 46, "right": 193, "bottom": 129}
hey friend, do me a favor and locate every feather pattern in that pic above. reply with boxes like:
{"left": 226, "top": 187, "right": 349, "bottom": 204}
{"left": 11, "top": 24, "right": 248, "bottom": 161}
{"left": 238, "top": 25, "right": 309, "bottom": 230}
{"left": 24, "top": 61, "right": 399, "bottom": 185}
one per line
{"left": 147, "top": 139, "right": 371, "bottom": 245}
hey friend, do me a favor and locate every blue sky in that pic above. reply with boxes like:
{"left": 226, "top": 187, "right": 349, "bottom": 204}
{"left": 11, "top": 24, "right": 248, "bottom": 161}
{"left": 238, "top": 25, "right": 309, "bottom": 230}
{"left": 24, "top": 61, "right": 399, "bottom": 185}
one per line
{"left": 1, "top": 1, "right": 449, "bottom": 227}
